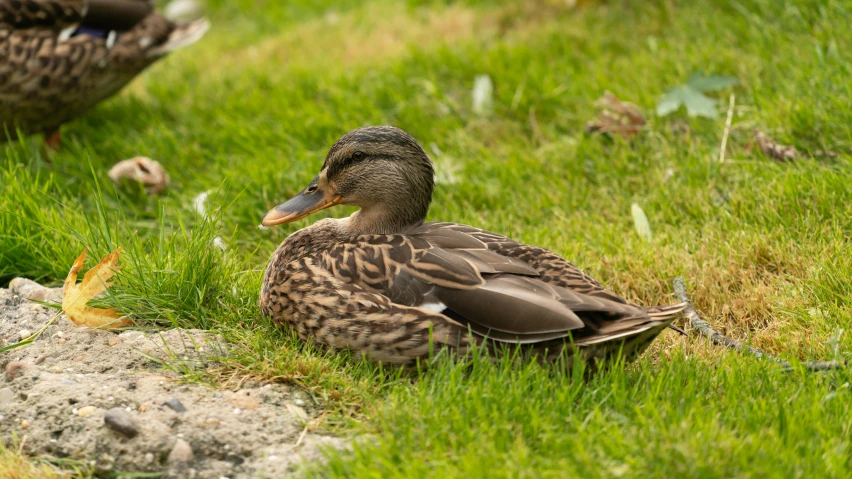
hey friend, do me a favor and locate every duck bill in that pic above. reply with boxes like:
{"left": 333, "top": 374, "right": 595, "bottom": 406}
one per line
{"left": 262, "top": 184, "right": 342, "bottom": 226}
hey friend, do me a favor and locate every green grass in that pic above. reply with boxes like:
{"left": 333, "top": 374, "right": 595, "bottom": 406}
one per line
{"left": 2, "top": 0, "right": 851, "bottom": 476}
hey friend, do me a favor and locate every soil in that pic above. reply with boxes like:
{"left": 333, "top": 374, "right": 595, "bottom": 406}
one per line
{"left": 0, "top": 279, "right": 348, "bottom": 478}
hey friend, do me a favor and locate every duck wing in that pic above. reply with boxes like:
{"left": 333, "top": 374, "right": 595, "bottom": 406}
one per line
{"left": 0, "top": 0, "right": 85, "bottom": 30}
{"left": 427, "top": 222, "right": 630, "bottom": 303}
{"left": 0, "top": 0, "right": 153, "bottom": 31}
{"left": 318, "top": 223, "right": 673, "bottom": 345}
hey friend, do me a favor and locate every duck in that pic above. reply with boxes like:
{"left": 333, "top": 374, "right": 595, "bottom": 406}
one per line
{"left": 0, "top": 0, "right": 209, "bottom": 148}
{"left": 260, "top": 126, "right": 686, "bottom": 368}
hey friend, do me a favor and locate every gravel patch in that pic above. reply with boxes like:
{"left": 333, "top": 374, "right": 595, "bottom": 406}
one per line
{"left": 0, "top": 280, "right": 347, "bottom": 478}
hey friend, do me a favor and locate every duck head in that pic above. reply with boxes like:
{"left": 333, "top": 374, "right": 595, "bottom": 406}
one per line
{"left": 262, "top": 126, "right": 436, "bottom": 235}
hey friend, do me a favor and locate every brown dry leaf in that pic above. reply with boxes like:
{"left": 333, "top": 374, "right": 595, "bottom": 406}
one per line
{"left": 62, "top": 248, "right": 132, "bottom": 329}
{"left": 585, "top": 91, "right": 646, "bottom": 139}
{"left": 108, "top": 157, "right": 170, "bottom": 195}
{"left": 753, "top": 129, "right": 798, "bottom": 162}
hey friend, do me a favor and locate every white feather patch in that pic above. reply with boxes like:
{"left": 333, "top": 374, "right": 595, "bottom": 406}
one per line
{"left": 418, "top": 301, "right": 447, "bottom": 313}
{"left": 58, "top": 26, "right": 76, "bottom": 42}
{"left": 106, "top": 30, "right": 117, "bottom": 49}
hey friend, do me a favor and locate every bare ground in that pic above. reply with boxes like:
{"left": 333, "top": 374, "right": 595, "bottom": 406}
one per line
{"left": 0, "top": 280, "right": 347, "bottom": 478}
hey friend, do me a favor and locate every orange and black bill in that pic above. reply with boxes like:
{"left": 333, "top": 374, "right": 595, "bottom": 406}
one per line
{"left": 261, "top": 176, "right": 342, "bottom": 226}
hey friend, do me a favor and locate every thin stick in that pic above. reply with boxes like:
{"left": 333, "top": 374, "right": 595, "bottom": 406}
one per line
{"left": 673, "top": 277, "right": 846, "bottom": 372}
{"left": 718, "top": 93, "right": 735, "bottom": 163}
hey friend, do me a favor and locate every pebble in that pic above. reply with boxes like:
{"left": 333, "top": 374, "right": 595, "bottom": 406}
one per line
{"left": 9, "top": 278, "right": 48, "bottom": 301}
{"left": 144, "top": 453, "right": 155, "bottom": 464}
{"left": 163, "top": 398, "right": 188, "bottom": 413}
{"left": 77, "top": 406, "right": 98, "bottom": 417}
{"left": 168, "top": 438, "right": 194, "bottom": 463}
{"left": 5, "top": 361, "right": 25, "bottom": 381}
{"left": 108, "top": 337, "right": 121, "bottom": 347}
{"left": 104, "top": 408, "right": 139, "bottom": 438}
{"left": 0, "top": 387, "right": 15, "bottom": 406}
{"left": 34, "top": 355, "right": 46, "bottom": 365}
{"left": 294, "top": 399, "right": 306, "bottom": 406}
{"left": 58, "top": 338, "right": 66, "bottom": 345}
{"left": 18, "top": 329, "right": 32, "bottom": 341}
{"left": 20, "top": 420, "right": 30, "bottom": 429}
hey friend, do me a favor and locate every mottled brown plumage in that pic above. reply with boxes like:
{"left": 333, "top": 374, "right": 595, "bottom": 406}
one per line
{"left": 260, "top": 126, "right": 686, "bottom": 368}
{"left": 0, "top": 0, "right": 208, "bottom": 145}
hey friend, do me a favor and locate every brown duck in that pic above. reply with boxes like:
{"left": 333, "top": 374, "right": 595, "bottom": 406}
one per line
{"left": 0, "top": 0, "right": 208, "bottom": 147}
{"left": 260, "top": 126, "right": 685, "bottom": 367}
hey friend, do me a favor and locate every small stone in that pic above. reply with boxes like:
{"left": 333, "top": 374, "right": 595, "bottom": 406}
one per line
{"left": 104, "top": 408, "right": 139, "bottom": 438}
{"left": 108, "top": 337, "right": 121, "bottom": 347}
{"left": 138, "top": 404, "right": 148, "bottom": 413}
{"left": 20, "top": 420, "right": 30, "bottom": 429}
{"left": 144, "top": 453, "right": 155, "bottom": 464}
{"left": 294, "top": 398, "right": 306, "bottom": 406}
{"left": 0, "top": 388, "right": 15, "bottom": 406}
{"left": 72, "top": 355, "right": 85, "bottom": 362}
{"left": 167, "top": 439, "right": 194, "bottom": 464}
{"left": 5, "top": 362, "right": 25, "bottom": 381}
{"left": 34, "top": 356, "right": 46, "bottom": 365}
{"left": 163, "top": 398, "right": 187, "bottom": 413}
{"left": 57, "top": 338, "right": 66, "bottom": 345}
{"left": 77, "top": 406, "right": 99, "bottom": 417}
{"left": 9, "top": 278, "right": 48, "bottom": 301}
{"left": 18, "top": 330, "right": 32, "bottom": 341}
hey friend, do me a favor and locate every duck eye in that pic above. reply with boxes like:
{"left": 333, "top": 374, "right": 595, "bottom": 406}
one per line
{"left": 352, "top": 151, "right": 364, "bottom": 160}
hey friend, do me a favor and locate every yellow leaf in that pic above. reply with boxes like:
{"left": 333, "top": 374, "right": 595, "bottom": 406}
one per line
{"left": 62, "top": 247, "right": 132, "bottom": 329}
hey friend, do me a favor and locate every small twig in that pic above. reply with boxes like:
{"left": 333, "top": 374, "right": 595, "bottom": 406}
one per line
{"left": 673, "top": 277, "right": 847, "bottom": 372}
{"left": 718, "top": 93, "right": 735, "bottom": 163}
{"left": 294, "top": 423, "right": 310, "bottom": 447}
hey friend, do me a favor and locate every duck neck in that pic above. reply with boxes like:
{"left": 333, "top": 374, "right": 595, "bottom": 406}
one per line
{"left": 343, "top": 199, "right": 429, "bottom": 236}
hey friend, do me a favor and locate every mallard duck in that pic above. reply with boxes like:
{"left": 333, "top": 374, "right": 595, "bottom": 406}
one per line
{"left": 0, "top": 0, "right": 209, "bottom": 148}
{"left": 260, "top": 126, "right": 686, "bottom": 367}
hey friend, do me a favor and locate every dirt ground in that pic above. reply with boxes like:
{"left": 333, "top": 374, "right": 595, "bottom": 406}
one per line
{"left": 0, "top": 279, "right": 347, "bottom": 478}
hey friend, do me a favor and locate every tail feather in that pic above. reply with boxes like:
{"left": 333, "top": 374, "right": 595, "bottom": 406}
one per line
{"left": 645, "top": 301, "right": 688, "bottom": 321}
{"left": 147, "top": 18, "right": 210, "bottom": 57}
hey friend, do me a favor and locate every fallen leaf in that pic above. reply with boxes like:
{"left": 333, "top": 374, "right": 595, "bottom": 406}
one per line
{"left": 753, "top": 129, "right": 798, "bottom": 162}
{"left": 286, "top": 403, "right": 308, "bottom": 421}
{"left": 62, "top": 248, "right": 132, "bottom": 329}
{"left": 228, "top": 392, "right": 260, "bottom": 410}
{"left": 107, "top": 157, "right": 170, "bottom": 195}
{"left": 685, "top": 73, "right": 738, "bottom": 92}
{"left": 631, "top": 203, "right": 652, "bottom": 242}
{"left": 585, "top": 91, "right": 646, "bottom": 138}
{"left": 657, "top": 72, "right": 737, "bottom": 118}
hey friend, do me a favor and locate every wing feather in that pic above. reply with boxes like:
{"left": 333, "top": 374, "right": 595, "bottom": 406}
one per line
{"left": 318, "top": 222, "right": 680, "bottom": 347}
